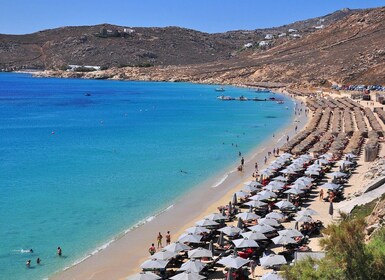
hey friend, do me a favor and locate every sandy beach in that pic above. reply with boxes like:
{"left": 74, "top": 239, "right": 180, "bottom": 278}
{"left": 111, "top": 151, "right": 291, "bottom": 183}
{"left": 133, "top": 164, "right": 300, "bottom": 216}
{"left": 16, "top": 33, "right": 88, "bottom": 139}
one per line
{"left": 51, "top": 94, "right": 307, "bottom": 280}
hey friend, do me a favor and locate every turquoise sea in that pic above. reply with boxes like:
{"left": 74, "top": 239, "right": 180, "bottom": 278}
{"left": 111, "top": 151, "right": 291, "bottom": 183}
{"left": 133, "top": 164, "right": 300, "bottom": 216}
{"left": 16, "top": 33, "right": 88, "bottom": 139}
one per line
{"left": 0, "top": 73, "right": 294, "bottom": 280}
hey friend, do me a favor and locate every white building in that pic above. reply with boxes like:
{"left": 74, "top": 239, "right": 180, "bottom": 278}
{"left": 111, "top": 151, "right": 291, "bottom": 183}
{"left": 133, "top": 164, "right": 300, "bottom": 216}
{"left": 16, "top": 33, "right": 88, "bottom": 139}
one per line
{"left": 288, "top": 28, "right": 297, "bottom": 33}
{"left": 244, "top": 43, "right": 253, "bottom": 48}
{"left": 68, "top": 65, "right": 101, "bottom": 71}
{"left": 290, "top": 34, "right": 302, "bottom": 38}
{"left": 315, "top": 25, "right": 325, "bottom": 29}
{"left": 265, "top": 34, "right": 274, "bottom": 40}
{"left": 259, "top": 41, "right": 269, "bottom": 47}
{"left": 278, "top": 33, "right": 287, "bottom": 38}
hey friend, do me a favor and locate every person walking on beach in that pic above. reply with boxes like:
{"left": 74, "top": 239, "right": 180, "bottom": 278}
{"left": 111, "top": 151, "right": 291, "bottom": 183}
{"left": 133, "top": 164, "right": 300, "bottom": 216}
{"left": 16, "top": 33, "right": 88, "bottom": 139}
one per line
{"left": 157, "top": 232, "right": 163, "bottom": 248}
{"left": 149, "top": 243, "right": 156, "bottom": 255}
{"left": 319, "top": 189, "right": 324, "bottom": 201}
{"left": 57, "top": 246, "right": 62, "bottom": 257}
{"left": 295, "top": 125, "right": 298, "bottom": 132}
{"left": 264, "top": 156, "right": 267, "bottom": 164}
{"left": 286, "top": 135, "right": 290, "bottom": 142}
{"left": 166, "top": 231, "right": 171, "bottom": 246}
{"left": 255, "top": 162, "right": 258, "bottom": 171}
{"left": 241, "top": 157, "right": 244, "bottom": 166}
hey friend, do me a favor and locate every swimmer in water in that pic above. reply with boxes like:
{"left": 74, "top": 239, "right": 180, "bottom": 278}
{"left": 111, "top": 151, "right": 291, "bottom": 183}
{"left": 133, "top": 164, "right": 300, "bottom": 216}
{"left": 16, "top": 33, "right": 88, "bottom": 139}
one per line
{"left": 180, "top": 170, "right": 188, "bottom": 174}
{"left": 26, "top": 260, "right": 31, "bottom": 268}
{"left": 29, "top": 249, "right": 33, "bottom": 253}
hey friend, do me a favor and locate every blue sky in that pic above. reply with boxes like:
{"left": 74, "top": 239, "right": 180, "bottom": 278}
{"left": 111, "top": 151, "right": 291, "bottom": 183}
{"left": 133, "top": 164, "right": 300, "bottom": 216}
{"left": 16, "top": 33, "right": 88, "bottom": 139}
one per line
{"left": 1, "top": 0, "right": 383, "bottom": 34}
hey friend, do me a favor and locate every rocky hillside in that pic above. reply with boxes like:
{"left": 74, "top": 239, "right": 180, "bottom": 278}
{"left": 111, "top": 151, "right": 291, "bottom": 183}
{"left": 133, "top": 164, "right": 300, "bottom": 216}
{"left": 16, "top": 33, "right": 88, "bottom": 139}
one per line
{"left": 0, "top": 9, "right": 355, "bottom": 71}
{"left": 2, "top": 7, "right": 385, "bottom": 87}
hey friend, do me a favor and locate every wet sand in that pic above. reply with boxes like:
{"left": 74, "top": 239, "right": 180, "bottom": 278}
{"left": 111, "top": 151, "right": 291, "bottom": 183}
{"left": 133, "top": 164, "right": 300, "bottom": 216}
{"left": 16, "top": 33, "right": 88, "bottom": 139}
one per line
{"left": 51, "top": 96, "right": 308, "bottom": 280}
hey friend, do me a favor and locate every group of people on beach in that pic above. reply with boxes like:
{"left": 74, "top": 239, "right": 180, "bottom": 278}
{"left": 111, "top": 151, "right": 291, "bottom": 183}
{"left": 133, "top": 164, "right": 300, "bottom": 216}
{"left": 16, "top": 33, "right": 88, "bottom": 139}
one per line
{"left": 25, "top": 246, "right": 62, "bottom": 268}
{"left": 149, "top": 231, "right": 171, "bottom": 255}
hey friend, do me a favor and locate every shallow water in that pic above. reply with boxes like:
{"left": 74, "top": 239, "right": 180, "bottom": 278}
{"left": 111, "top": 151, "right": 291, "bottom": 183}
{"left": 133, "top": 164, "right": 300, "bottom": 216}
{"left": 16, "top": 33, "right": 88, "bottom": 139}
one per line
{"left": 0, "top": 73, "right": 294, "bottom": 279}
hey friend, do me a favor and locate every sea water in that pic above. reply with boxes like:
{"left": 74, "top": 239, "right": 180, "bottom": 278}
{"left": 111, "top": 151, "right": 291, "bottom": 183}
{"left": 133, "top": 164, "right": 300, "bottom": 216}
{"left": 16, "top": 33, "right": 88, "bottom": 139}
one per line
{"left": 0, "top": 73, "right": 294, "bottom": 280}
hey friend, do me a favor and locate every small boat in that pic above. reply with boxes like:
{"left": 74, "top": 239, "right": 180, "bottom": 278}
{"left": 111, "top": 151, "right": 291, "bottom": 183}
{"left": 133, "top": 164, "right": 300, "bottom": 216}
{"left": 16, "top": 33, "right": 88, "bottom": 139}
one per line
{"left": 84, "top": 93, "right": 92, "bottom": 96}
{"left": 269, "top": 97, "right": 277, "bottom": 101}
{"left": 276, "top": 100, "right": 284, "bottom": 104}
{"left": 217, "top": 95, "right": 234, "bottom": 101}
{"left": 255, "top": 88, "right": 270, "bottom": 92}
{"left": 252, "top": 98, "right": 267, "bottom": 101}
{"left": 215, "top": 87, "right": 225, "bottom": 92}
{"left": 237, "top": 95, "right": 248, "bottom": 101}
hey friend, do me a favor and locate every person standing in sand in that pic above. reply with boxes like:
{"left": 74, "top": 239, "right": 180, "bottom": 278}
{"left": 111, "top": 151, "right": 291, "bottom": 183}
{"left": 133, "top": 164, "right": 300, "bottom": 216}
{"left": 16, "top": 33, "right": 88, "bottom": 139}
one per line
{"left": 319, "top": 189, "right": 324, "bottom": 201}
{"left": 166, "top": 231, "right": 171, "bottom": 246}
{"left": 241, "top": 157, "right": 244, "bottom": 166}
{"left": 157, "top": 232, "right": 163, "bottom": 248}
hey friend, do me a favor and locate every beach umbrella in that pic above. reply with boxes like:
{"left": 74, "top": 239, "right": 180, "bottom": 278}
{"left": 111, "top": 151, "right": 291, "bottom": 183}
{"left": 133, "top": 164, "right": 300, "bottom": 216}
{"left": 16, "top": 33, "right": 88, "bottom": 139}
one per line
{"left": 329, "top": 202, "right": 334, "bottom": 216}
{"left": 178, "top": 259, "right": 205, "bottom": 272}
{"left": 320, "top": 183, "right": 340, "bottom": 191}
{"left": 236, "top": 217, "right": 243, "bottom": 229}
{"left": 259, "top": 190, "right": 277, "bottom": 198}
{"left": 272, "top": 176, "right": 288, "bottom": 182}
{"left": 232, "top": 237, "right": 259, "bottom": 248}
{"left": 129, "top": 272, "right": 162, "bottom": 280}
{"left": 295, "top": 177, "right": 313, "bottom": 184}
{"left": 151, "top": 249, "right": 177, "bottom": 260}
{"left": 248, "top": 224, "right": 275, "bottom": 233}
{"left": 284, "top": 188, "right": 303, "bottom": 195}
{"left": 217, "top": 231, "right": 225, "bottom": 247}
{"left": 259, "top": 254, "right": 287, "bottom": 267}
{"left": 298, "top": 208, "right": 318, "bottom": 216}
{"left": 272, "top": 235, "right": 296, "bottom": 245}
{"left": 140, "top": 259, "right": 169, "bottom": 269}
{"left": 264, "top": 182, "right": 285, "bottom": 192}
{"left": 320, "top": 153, "right": 333, "bottom": 160}
{"left": 170, "top": 271, "right": 206, "bottom": 280}
{"left": 188, "top": 247, "right": 213, "bottom": 259}
{"left": 242, "top": 184, "right": 259, "bottom": 193}
{"left": 290, "top": 181, "right": 307, "bottom": 189}
{"left": 218, "top": 226, "right": 242, "bottom": 237}
{"left": 261, "top": 272, "right": 284, "bottom": 280}
{"left": 244, "top": 181, "right": 263, "bottom": 188}
{"left": 241, "top": 230, "right": 267, "bottom": 240}
{"left": 243, "top": 200, "right": 267, "bottom": 208}
{"left": 329, "top": 171, "right": 347, "bottom": 178}
{"left": 218, "top": 255, "right": 250, "bottom": 269}
{"left": 164, "top": 242, "right": 191, "bottom": 253}
{"left": 279, "top": 168, "right": 297, "bottom": 175}
{"left": 235, "top": 190, "right": 249, "bottom": 199}
{"left": 208, "top": 240, "right": 215, "bottom": 256}
{"left": 250, "top": 193, "right": 271, "bottom": 201}
{"left": 178, "top": 233, "right": 202, "bottom": 244}
{"left": 204, "top": 213, "right": 227, "bottom": 221}
{"left": 317, "top": 158, "right": 330, "bottom": 165}
{"left": 277, "top": 228, "right": 303, "bottom": 238}
{"left": 236, "top": 212, "right": 261, "bottom": 221}
{"left": 265, "top": 212, "right": 284, "bottom": 220}
{"left": 258, "top": 217, "right": 280, "bottom": 227}
{"left": 260, "top": 168, "right": 274, "bottom": 177}
{"left": 295, "top": 215, "right": 314, "bottom": 223}
{"left": 275, "top": 200, "right": 295, "bottom": 210}
{"left": 305, "top": 170, "right": 319, "bottom": 176}
{"left": 281, "top": 152, "right": 293, "bottom": 158}
{"left": 232, "top": 193, "right": 238, "bottom": 205}
{"left": 185, "top": 226, "right": 210, "bottom": 235}
{"left": 339, "top": 160, "right": 354, "bottom": 167}
{"left": 195, "top": 218, "right": 219, "bottom": 227}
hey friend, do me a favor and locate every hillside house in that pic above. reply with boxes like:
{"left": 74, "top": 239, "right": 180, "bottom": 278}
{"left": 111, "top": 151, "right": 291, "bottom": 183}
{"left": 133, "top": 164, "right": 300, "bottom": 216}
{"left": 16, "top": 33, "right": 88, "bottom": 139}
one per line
{"left": 288, "top": 28, "right": 297, "bottom": 33}
{"left": 265, "top": 34, "right": 274, "bottom": 40}
{"left": 278, "top": 33, "right": 287, "bottom": 38}
{"left": 244, "top": 43, "right": 253, "bottom": 48}
{"left": 259, "top": 41, "right": 269, "bottom": 47}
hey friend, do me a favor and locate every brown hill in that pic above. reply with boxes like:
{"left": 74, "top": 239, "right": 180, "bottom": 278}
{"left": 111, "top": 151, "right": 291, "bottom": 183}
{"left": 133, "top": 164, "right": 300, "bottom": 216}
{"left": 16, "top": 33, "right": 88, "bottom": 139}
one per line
{"left": 0, "top": 9, "right": 355, "bottom": 71}
{"left": 2, "top": 7, "right": 384, "bottom": 87}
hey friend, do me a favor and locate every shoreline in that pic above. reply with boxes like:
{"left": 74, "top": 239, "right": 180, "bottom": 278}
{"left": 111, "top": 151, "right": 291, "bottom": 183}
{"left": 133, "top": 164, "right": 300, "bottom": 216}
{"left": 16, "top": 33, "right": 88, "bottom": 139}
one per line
{"left": 51, "top": 91, "right": 308, "bottom": 280}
